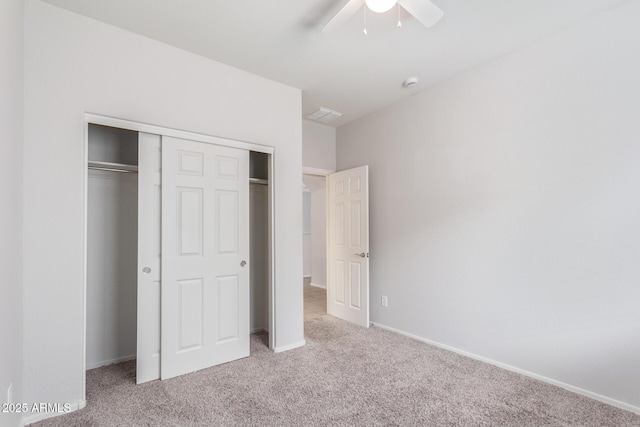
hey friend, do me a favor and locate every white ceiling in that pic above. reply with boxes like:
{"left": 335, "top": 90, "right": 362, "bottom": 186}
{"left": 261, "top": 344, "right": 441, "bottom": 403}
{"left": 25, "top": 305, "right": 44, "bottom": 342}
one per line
{"left": 42, "top": 0, "right": 627, "bottom": 127}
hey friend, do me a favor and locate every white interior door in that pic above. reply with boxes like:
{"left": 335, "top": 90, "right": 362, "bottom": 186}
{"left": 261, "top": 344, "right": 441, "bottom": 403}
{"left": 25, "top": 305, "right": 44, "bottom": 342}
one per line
{"left": 137, "top": 132, "right": 162, "bottom": 384}
{"left": 327, "top": 166, "right": 370, "bottom": 327}
{"left": 161, "top": 136, "right": 250, "bottom": 380}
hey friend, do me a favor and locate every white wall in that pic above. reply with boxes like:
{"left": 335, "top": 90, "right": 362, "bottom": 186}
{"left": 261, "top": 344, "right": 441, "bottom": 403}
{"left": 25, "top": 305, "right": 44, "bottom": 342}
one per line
{"left": 337, "top": 1, "right": 640, "bottom": 411}
{"left": 303, "top": 175, "right": 327, "bottom": 288}
{"left": 302, "top": 120, "right": 336, "bottom": 171}
{"left": 0, "top": 0, "right": 24, "bottom": 426}
{"left": 23, "top": 0, "right": 303, "bottom": 414}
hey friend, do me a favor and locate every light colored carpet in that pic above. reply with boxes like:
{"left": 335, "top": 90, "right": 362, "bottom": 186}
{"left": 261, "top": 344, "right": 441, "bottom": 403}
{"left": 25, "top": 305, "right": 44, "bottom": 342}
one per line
{"left": 304, "top": 277, "right": 326, "bottom": 321}
{"left": 35, "top": 316, "right": 640, "bottom": 426}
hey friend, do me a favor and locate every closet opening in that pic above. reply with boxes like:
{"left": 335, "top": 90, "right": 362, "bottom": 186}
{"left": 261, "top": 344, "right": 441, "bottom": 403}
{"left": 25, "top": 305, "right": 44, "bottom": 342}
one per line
{"left": 249, "top": 151, "right": 270, "bottom": 345}
{"left": 86, "top": 124, "right": 139, "bottom": 372}
{"left": 84, "top": 118, "right": 274, "bottom": 395}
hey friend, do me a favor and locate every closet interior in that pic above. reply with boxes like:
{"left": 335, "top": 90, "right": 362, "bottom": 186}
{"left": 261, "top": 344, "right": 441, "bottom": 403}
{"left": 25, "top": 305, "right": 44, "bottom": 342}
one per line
{"left": 86, "top": 123, "right": 270, "bottom": 378}
{"left": 87, "top": 124, "right": 139, "bottom": 370}
{"left": 249, "top": 151, "right": 270, "bottom": 335}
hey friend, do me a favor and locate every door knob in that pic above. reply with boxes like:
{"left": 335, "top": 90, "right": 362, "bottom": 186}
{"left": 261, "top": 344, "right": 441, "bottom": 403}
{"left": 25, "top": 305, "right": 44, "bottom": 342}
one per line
{"left": 240, "top": 260, "right": 247, "bottom": 267}
{"left": 354, "top": 252, "right": 366, "bottom": 258}
{"left": 142, "top": 266, "right": 151, "bottom": 274}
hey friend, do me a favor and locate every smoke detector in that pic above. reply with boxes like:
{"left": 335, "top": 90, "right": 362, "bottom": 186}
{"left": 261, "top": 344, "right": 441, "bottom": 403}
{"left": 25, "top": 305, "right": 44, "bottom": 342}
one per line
{"left": 305, "top": 107, "right": 343, "bottom": 123}
{"left": 403, "top": 77, "right": 419, "bottom": 88}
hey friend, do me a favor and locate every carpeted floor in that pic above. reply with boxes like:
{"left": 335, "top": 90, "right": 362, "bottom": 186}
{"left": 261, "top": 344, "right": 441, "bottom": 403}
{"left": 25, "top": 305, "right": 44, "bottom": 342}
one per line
{"left": 304, "top": 277, "right": 327, "bottom": 321}
{"left": 35, "top": 316, "right": 640, "bottom": 426}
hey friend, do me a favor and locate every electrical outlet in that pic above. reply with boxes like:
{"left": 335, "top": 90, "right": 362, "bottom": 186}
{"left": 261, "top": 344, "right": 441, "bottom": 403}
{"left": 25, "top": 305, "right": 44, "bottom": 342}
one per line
{"left": 7, "top": 383, "right": 12, "bottom": 404}
{"left": 381, "top": 296, "right": 388, "bottom": 307}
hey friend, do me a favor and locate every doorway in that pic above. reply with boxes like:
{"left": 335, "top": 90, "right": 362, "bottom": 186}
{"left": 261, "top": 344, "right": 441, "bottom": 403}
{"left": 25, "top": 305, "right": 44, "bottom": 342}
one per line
{"left": 303, "top": 166, "right": 371, "bottom": 328}
{"left": 83, "top": 115, "right": 275, "bottom": 397}
{"left": 302, "top": 173, "right": 328, "bottom": 321}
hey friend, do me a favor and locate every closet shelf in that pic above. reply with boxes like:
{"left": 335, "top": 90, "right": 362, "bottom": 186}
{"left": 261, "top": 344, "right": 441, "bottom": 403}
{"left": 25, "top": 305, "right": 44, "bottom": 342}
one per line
{"left": 88, "top": 161, "right": 138, "bottom": 173}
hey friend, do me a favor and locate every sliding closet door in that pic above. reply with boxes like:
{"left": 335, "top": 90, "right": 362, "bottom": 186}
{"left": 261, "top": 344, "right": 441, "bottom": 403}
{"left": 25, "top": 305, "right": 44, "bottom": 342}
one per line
{"left": 161, "top": 136, "right": 250, "bottom": 380}
{"left": 137, "top": 132, "right": 162, "bottom": 384}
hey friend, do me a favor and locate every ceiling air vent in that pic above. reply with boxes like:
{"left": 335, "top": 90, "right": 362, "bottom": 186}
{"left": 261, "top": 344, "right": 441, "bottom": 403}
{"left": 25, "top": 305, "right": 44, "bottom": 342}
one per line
{"left": 305, "top": 107, "right": 343, "bottom": 124}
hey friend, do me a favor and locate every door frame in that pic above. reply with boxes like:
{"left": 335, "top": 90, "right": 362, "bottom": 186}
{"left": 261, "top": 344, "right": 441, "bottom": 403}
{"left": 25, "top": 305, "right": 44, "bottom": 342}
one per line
{"left": 82, "top": 113, "right": 276, "bottom": 399}
{"left": 302, "top": 167, "right": 333, "bottom": 314}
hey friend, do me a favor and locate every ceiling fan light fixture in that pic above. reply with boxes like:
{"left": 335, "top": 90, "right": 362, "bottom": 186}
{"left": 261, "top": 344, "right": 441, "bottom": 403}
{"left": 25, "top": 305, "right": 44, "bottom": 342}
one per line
{"left": 365, "top": 0, "right": 398, "bottom": 14}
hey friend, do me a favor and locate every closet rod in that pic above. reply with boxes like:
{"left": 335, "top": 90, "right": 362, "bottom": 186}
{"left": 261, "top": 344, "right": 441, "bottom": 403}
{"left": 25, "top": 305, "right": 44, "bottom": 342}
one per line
{"left": 88, "top": 161, "right": 138, "bottom": 174}
{"left": 249, "top": 178, "right": 268, "bottom": 185}
{"left": 88, "top": 166, "right": 138, "bottom": 174}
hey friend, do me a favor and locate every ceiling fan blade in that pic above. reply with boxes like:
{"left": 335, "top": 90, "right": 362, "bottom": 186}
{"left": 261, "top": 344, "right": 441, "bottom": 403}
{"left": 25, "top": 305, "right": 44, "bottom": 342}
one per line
{"left": 322, "top": 0, "right": 365, "bottom": 33}
{"left": 398, "top": 0, "right": 444, "bottom": 28}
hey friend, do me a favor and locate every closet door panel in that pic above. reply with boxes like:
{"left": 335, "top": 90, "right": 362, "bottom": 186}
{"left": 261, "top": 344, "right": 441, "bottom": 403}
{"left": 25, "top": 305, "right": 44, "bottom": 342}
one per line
{"left": 217, "top": 275, "right": 240, "bottom": 342}
{"left": 177, "top": 187, "right": 204, "bottom": 256}
{"left": 137, "top": 132, "right": 162, "bottom": 384}
{"left": 217, "top": 190, "right": 239, "bottom": 254}
{"left": 161, "top": 136, "right": 249, "bottom": 380}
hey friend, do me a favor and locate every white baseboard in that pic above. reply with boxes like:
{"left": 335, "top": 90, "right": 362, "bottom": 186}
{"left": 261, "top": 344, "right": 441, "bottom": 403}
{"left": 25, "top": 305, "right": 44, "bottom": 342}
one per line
{"left": 250, "top": 327, "right": 264, "bottom": 334}
{"left": 86, "top": 354, "right": 135, "bottom": 370}
{"left": 23, "top": 399, "right": 86, "bottom": 426}
{"left": 273, "top": 340, "right": 306, "bottom": 353}
{"left": 310, "top": 282, "right": 326, "bottom": 289}
{"left": 371, "top": 322, "right": 640, "bottom": 415}
{"left": 303, "top": 275, "right": 311, "bottom": 279}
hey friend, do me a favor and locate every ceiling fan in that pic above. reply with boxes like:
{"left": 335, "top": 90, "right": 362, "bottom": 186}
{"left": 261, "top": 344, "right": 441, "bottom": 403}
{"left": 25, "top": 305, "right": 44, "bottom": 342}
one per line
{"left": 323, "top": 0, "right": 444, "bottom": 33}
